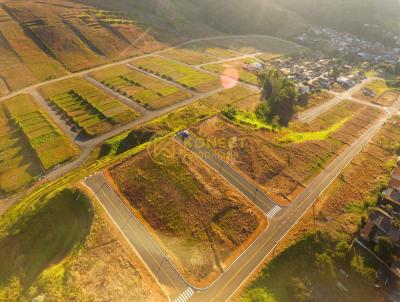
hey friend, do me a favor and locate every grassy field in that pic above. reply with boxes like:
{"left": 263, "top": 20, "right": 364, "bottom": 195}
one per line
{"left": 3, "top": 1, "right": 164, "bottom": 72}
{"left": 131, "top": 56, "right": 221, "bottom": 92}
{"left": 160, "top": 48, "right": 217, "bottom": 65}
{"left": 0, "top": 7, "right": 66, "bottom": 93}
{"left": 191, "top": 101, "right": 382, "bottom": 205}
{"left": 0, "top": 188, "right": 92, "bottom": 299}
{"left": 296, "top": 91, "right": 335, "bottom": 112}
{"left": 200, "top": 36, "right": 305, "bottom": 55}
{"left": 0, "top": 185, "right": 167, "bottom": 302}
{"left": 91, "top": 65, "right": 192, "bottom": 110}
{"left": 108, "top": 142, "right": 267, "bottom": 286}
{"left": 354, "top": 79, "right": 399, "bottom": 106}
{"left": 237, "top": 116, "right": 400, "bottom": 302}
{"left": 40, "top": 77, "right": 139, "bottom": 136}
{"left": 0, "top": 94, "right": 78, "bottom": 194}
{"left": 185, "top": 41, "right": 244, "bottom": 59}
{"left": 202, "top": 58, "right": 260, "bottom": 85}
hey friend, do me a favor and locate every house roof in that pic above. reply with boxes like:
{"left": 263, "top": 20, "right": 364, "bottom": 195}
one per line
{"left": 371, "top": 211, "right": 400, "bottom": 243}
{"left": 389, "top": 178, "right": 400, "bottom": 191}
{"left": 361, "top": 220, "right": 377, "bottom": 238}
{"left": 383, "top": 188, "right": 400, "bottom": 204}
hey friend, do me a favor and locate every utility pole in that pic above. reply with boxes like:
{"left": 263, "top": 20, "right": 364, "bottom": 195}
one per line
{"left": 254, "top": 188, "right": 258, "bottom": 203}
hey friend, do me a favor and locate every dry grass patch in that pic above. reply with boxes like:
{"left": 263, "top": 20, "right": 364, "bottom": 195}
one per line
{"left": 191, "top": 102, "right": 382, "bottom": 205}
{"left": 108, "top": 142, "right": 267, "bottom": 286}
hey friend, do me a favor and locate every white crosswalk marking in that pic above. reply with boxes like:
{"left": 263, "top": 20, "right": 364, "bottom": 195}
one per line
{"left": 173, "top": 287, "right": 195, "bottom": 302}
{"left": 267, "top": 205, "right": 281, "bottom": 218}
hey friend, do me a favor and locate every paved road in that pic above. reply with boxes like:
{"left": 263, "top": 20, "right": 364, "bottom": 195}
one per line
{"left": 174, "top": 135, "right": 281, "bottom": 216}
{"left": 297, "top": 77, "right": 380, "bottom": 123}
{"left": 84, "top": 104, "right": 397, "bottom": 302}
{"left": 83, "top": 173, "right": 191, "bottom": 301}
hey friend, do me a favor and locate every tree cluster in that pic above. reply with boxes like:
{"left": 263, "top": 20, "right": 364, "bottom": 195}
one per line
{"left": 256, "top": 69, "right": 297, "bottom": 126}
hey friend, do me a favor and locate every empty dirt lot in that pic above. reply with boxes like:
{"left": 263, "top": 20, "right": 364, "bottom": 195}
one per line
{"left": 107, "top": 141, "right": 267, "bottom": 286}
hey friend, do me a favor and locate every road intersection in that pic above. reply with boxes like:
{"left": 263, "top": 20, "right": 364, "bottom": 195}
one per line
{"left": 1, "top": 33, "right": 400, "bottom": 302}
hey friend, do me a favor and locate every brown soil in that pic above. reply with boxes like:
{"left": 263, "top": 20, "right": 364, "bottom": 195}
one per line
{"left": 191, "top": 102, "right": 382, "bottom": 205}
{"left": 375, "top": 91, "right": 400, "bottom": 107}
{"left": 108, "top": 141, "right": 267, "bottom": 287}
{"left": 68, "top": 185, "right": 167, "bottom": 302}
{"left": 233, "top": 116, "right": 400, "bottom": 302}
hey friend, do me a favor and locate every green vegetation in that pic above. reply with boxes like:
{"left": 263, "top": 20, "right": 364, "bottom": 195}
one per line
{"left": 40, "top": 78, "right": 139, "bottom": 136}
{"left": 91, "top": 65, "right": 192, "bottom": 110}
{"left": 278, "top": 117, "right": 351, "bottom": 144}
{"left": 131, "top": 56, "right": 220, "bottom": 92}
{"left": 365, "top": 80, "right": 390, "bottom": 97}
{"left": 161, "top": 48, "right": 217, "bottom": 65}
{"left": 0, "top": 188, "right": 92, "bottom": 301}
{"left": 0, "top": 94, "right": 78, "bottom": 194}
{"left": 257, "top": 69, "right": 297, "bottom": 126}
{"left": 202, "top": 58, "right": 260, "bottom": 85}
{"left": 240, "top": 232, "right": 382, "bottom": 302}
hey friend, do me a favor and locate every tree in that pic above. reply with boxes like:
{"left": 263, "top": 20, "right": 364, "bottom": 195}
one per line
{"left": 287, "top": 277, "right": 313, "bottom": 302}
{"left": 242, "top": 288, "right": 275, "bottom": 302}
{"left": 394, "top": 61, "right": 400, "bottom": 76}
{"left": 257, "top": 69, "right": 297, "bottom": 126}
{"left": 374, "top": 236, "right": 394, "bottom": 262}
{"left": 315, "top": 253, "right": 336, "bottom": 282}
{"left": 221, "top": 104, "right": 237, "bottom": 120}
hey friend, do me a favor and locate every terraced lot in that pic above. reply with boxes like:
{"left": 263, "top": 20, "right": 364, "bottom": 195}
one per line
{"left": 0, "top": 94, "right": 78, "bottom": 194}
{"left": 108, "top": 142, "right": 267, "bottom": 286}
{"left": 91, "top": 65, "right": 192, "bottom": 110}
{"left": 202, "top": 57, "right": 261, "bottom": 85}
{"left": 3, "top": 1, "right": 164, "bottom": 72}
{"left": 131, "top": 56, "right": 221, "bottom": 92}
{"left": 160, "top": 48, "right": 217, "bottom": 65}
{"left": 0, "top": 6, "right": 66, "bottom": 94}
{"left": 40, "top": 78, "right": 139, "bottom": 137}
{"left": 191, "top": 101, "right": 383, "bottom": 205}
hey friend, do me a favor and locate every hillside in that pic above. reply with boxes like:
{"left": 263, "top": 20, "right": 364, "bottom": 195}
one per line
{"left": 76, "top": 0, "right": 400, "bottom": 44}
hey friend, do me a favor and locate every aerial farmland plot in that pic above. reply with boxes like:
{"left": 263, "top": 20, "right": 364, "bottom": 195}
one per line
{"left": 205, "top": 36, "right": 305, "bottom": 55}
{"left": 131, "top": 56, "right": 221, "bottom": 92}
{"left": 0, "top": 94, "right": 78, "bottom": 194}
{"left": 160, "top": 48, "right": 218, "bottom": 65}
{"left": 184, "top": 41, "right": 244, "bottom": 59}
{"left": 190, "top": 101, "right": 383, "bottom": 205}
{"left": 202, "top": 57, "right": 261, "bottom": 86}
{"left": 107, "top": 141, "right": 267, "bottom": 286}
{"left": 90, "top": 65, "right": 192, "bottom": 110}
{"left": 40, "top": 78, "right": 139, "bottom": 137}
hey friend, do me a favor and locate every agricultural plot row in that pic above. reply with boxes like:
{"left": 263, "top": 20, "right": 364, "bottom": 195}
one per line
{"left": 0, "top": 7, "right": 66, "bottom": 94}
{"left": 160, "top": 48, "right": 218, "bottom": 65}
{"left": 91, "top": 65, "right": 192, "bottom": 110}
{"left": 0, "top": 94, "right": 77, "bottom": 194}
{"left": 131, "top": 56, "right": 220, "bottom": 93}
{"left": 202, "top": 58, "right": 260, "bottom": 86}
{"left": 190, "top": 101, "right": 383, "bottom": 205}
{"left": 40, "top": 78, "right": 139, "bottom": 136}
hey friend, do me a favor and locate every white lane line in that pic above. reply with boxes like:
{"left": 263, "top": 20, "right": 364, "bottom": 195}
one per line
{"left": 267, "top": 205, "right": 281, "bottom": 218}
{"left": 173, "top": 287, "right": 195, "bottom": 302}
